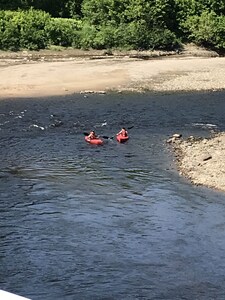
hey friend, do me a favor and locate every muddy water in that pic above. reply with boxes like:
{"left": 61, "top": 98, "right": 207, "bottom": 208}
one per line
{"left": 1, "top": 91, "right": 225, "bottom": 299}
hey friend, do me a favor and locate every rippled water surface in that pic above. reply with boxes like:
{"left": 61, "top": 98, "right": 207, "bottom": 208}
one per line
{"left": 1, "top": 92, "right": 225, "bottom": 300}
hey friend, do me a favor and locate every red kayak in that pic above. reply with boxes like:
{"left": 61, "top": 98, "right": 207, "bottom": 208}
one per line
{"left": 85, "top": 136, "right": 103, "bottom": 145}
{"left": 116, "top": 134, "right": 129, "bottom": 143}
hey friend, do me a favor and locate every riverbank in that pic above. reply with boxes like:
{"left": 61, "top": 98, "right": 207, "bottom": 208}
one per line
{"left": 0, "top": 44, "right": 224, "bottom": 99}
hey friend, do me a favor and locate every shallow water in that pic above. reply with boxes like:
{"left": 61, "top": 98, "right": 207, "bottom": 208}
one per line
{"left": 1, "top": 91, "right": 225, "bottom": 300}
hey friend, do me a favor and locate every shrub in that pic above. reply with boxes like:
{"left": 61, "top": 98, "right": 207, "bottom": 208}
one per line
{"left": 0, "top": 9, "right": 51, "bottom": 50}
{"left": 182, "top": 11, "right": 225, "bottom": 50}
{"left": 114, "top": 22, "right": 180, "bottom": 50}
{"left": 18, "top": 9, "right": 51, "bottom": 50}
{"left": 86, "top": 24, "right": 116, "bottom": 49}
{"left": 78, "top": 23, "right": 94, "bottom": 49}
{"left": 46, "top": 18, "right": 82, "bottom": 47}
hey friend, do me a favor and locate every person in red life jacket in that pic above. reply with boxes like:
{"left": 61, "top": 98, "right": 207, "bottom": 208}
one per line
{"left": 117, "top": 127, "right": 128, "bottom": 137}
{"left": 87, "top": 130, "right": 97, "bottom": 140}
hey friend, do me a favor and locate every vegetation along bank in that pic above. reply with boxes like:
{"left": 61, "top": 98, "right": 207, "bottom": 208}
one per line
{"left": 0, "top": 0, "right": 225, "bottom": 53}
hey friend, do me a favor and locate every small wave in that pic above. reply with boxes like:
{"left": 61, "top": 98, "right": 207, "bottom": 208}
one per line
{"left": 72, "top": 121, "right": 85, "bottom": 129}
{"left": 29, "top": 124, "right": 45, "bottom": 130}
{"left": 0, "top": 121, "right": 10, "bottom": 126}
{"left": 14, "top": 110, "right": 27, "bottom": 119}
{"left": 94, "top": 121, "right": 107, "bottom": 128}
{"left": 191, "top": 123, "right": 218, "bottom": 129}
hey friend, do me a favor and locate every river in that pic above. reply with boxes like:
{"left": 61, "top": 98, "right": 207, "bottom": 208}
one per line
{"left": 1, "top": 91, "right": 225, "bottom": 300}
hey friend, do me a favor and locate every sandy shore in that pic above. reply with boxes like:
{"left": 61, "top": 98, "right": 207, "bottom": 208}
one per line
{"left": 1, "top": 45, "right": 225, "bottom": 192}
{"left": 0, "top": 45, "right": 225, "bottom": 98}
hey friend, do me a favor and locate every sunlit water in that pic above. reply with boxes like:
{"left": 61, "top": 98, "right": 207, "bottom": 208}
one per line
{"left": 1, "top": 92, "right": 225, "bottom": 299}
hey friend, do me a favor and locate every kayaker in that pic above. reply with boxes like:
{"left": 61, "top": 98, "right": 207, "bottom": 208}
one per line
{"left": 87, "top": 130, "right": 97, "bottom": 140}
{"left": 117, "top": 127, "right": 128, "bottom": 137}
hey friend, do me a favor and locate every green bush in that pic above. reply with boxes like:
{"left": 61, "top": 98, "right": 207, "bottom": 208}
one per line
{"left": 18, "top": 9, "right": 51, "bottom": 50}
{"left": 78, "top": 19, "right": 180, "bottom": 51}
{"left": 78, "top": 22, "right": 98, "bottom": 49}
{"left": 0, "top": 9, "right": 51, "bottom": 50}
{"left": 215, "top": 16, "right": 225, "bottom": 50}
{"left": 114, "top": 22, "right": 180, "bottom": 50}
{"left": 147, "top": 28, "right": 181, "bottom": 50}
{"left": 78, "top": 22, "right": 116, "bottom": 49}
{"left": 182, "top": 11, "right": 225, "bottom": 50}
{"left": 115, "top": 21, "right": 149, "bottom": 50}
{"left": 0, "top": 11, "right": 20, "bottom": 50}
{"left": 46, "top": 17, "right": 82, "bottom": 47}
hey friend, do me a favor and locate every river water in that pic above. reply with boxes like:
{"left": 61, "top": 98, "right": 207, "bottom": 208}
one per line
{"left": 1, "top": 91, "right": 225, "bottom": 300}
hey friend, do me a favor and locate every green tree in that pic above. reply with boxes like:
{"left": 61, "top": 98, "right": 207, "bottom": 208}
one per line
{"left": 46, "top": 17, "right": 82, "bottom": 46}
{"left": 182, "top": 11, "right": 225, "bottom": 50}
{"left": 0, "top": 9, "right": 50, "bottom": 50}
{"left": 0, "top": 0, "right": 27, "bottom": 10}
{"left": 81, "top": 0, "right": 179, "bottom": 50}
{"left": 197, "top": 0, "right": 225, "bottom": 15}
{"left": 0, "top": 0, "right": 84, "bottom": 18}
{"left": 65, "top": 0, "right": 84, "bottom": 18}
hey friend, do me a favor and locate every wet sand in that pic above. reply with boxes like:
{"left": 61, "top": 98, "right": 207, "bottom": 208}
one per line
{"left": 1, "top": 45, "right": 225, "bottom": 192}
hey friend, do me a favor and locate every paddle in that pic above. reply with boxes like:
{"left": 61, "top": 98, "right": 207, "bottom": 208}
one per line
{"left": 102, "top": 135, "right": 114, "bottom": 139}
{"left": 127, "top": 126, "right": 134, "bottom": 130}
{"left": 83, "top": 132, "right": 113, "bottom": 139}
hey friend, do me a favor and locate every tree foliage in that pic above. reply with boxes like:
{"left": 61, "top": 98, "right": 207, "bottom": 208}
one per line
{"left": 80, "top": 0, "right": 180, "bottom": 50}
{"left": 0, "top": 9, "right": 50, "bottom": 50}
{"left": 182, "top": 11, "right": 225, "bottom": 50}
{"left": 0, "top": 0, "right": 224, "bottom": 51}
{"left": 0, "top": 0, "right": 83, "bottom": 17}
{"left": 46, "top": 18, "right": 82, "bottom": 47}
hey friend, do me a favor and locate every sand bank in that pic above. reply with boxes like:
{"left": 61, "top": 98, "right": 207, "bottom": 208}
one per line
{"left": 0, "top": 46, "right": 225, "bottom": 99}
